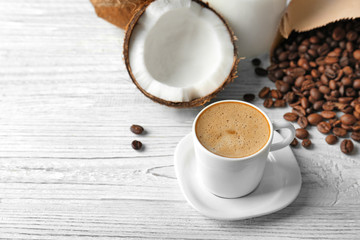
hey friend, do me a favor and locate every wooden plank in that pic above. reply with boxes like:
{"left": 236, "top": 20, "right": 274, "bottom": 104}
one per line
{"left": 0, "top": 0, "right": 359, "bottom": 239}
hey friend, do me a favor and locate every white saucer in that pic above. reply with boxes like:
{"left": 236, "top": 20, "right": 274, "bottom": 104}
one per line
{"left": 174, "top": 131, "right": 302, "bottom": 220}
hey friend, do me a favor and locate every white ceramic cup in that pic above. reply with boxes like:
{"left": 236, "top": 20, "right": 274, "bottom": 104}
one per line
{"left": 193, "top": 100, "right": 295, "bottom": 198}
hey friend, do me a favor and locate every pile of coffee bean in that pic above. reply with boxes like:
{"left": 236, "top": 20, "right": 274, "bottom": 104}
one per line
{"left": 258, "top": 19, "right": 360, "bottom": 154}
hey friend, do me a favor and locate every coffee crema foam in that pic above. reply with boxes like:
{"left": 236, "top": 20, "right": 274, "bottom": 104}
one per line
{"left": 196, "top": 102, "right": 270, "bottom": 158}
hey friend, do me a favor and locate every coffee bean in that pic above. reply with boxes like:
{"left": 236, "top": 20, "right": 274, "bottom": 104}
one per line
{"left": 313, "top": 100, "right": 324, "bottom": 110}
{"left": 252, "top": 58, "right": 261, "bottom": 66}
{"left": 263, "top": 98, "right": 273, "bottom": 108}
{"left": 346, "top": 30, "right": 358, "bottom": 41}
{"left": 333, "top": 127, "right": 347, "bottom": 137}
{"left": 321, "top": 110, "right": 337, "bottom": 119}
{"left": 332, "top": 26, "right": 346, "bottom": 41}
{"left": 340, "top": 114, "right": 357, "bottom": 125}
{"left": 340, "top": 139, "right": 354, "bottom": 154}
{"left": 130, "top": 124, "right": 144, "bottom": 134}
{"left": 298, "top": 116, "right": 309, "bottom": 128}
{"left": 243, "top": 93, "right": 255, "bottom": 102}
{"left": 258, "top": 87, "right": 270, "bottom": 98}
{"left": 284, "top": 112, "right": 298, "bottom": 122}
{"left": 271, "top": 90, "right": 283, "bottom": 99}
{"left": 310, "top": 88, "right": 323, "bottom": 100}
{"left": 351, "top": 131, "right": 360, "bottom": 141}
{"left": 307, "top": 113, "right": 323, "bottom": 125}
{"left": 353, "top": 79, "right": 360, "bottom": 89}
{"left": 355, "top": 104, "right": 360, "bottom": 113}
{"left": 296, "top": 128, "right": 309, "bottom": 139}
{"left": 274, "top": 99, "right": 286, "bottom": 107}
{"left": 290, "top": 138, "right": 299, "bottom": 147}
{"left": 293, "top": 105, "right": 306, "bottom": 116}
{"left": 131, "top": 140, "right": 143, "bottom": 150}
{"left": 286, "top": 68, "right": 306, "bottom": 78}
{"left": 341, "top": 124, "right": 353, "bottom": 131}
{"left": 302, "top": 139, "right": 312, "bottom": 148}
{"left": 317, "top": 121, "right": 332, "bottom": 134}
{"left": 255, "top": 67, "right": 268, "bottom": 76}
{"left": 284, "top": 92, "right": 296, "bottom": 103}
{"left": 326, "top": 135, "right": 338, "bottom": 145}
{"left": 332, "top": 120, "right": 342, "bottom": 128}
{"left": 319, "top": 85, "right": 330, "bottom": 95}
{"left": 353, "top": 50, "right": 360, "bottom": 61}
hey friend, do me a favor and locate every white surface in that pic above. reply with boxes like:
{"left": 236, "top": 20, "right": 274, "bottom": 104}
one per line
{"left": 0, "top": 0, "right": 359, "bottom": 239}
{"left": 174, "top": 132, "right": 301, "bottom": 220}
{"left": 129, "top": 0, "right": 234, "bottom": 102}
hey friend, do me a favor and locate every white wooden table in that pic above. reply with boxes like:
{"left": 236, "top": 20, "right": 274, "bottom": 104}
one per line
{"left": 0, "top": 1, "right": 359, "bottom": 239}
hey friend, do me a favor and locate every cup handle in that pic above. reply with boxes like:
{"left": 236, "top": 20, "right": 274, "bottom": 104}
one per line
{"left": 270, "top": 121, "right": 296, "bottom": 152}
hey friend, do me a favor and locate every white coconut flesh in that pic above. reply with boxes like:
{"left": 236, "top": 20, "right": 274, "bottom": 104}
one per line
{"left": 128, "top": 0, "right": 235, "bottom": 102}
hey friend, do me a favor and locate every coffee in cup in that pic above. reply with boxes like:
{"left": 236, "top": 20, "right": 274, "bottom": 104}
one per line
{"left": 195, "top": 101, "right": 270, "bottom": 158}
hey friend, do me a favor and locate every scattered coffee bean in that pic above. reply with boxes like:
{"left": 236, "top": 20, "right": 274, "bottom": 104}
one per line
{"left": 271, "top": 89, "right": 283, "bottom": 99}
{"left": 290, "top": 138, "right": 298, "bottom": 147}
{"left": 255, "top": 67, "right": 268, "bottom": 76}
{"left": 283, "top": 112, "right": 298, "bottom": 122}
{"left": 243, "top": 93, "right": 255, "bottom": 102}
{"left": 302, "top": 139, "right": 312, "bottom": 148}
{"left": 321, "top": 111, "right": 337, "bottom": 119}
{"left": 130, "top": 124, "right": 144, "bottom": 135}
{"left": 333, "top": 127, "right": 347, "bottom": 137}
{"left": 296, "top": 128, "right": 309, "bottom": 139}
{"left": 317, "top": 121, "right": 332, "bottom": 134}
{"left": 258, "top": 87, "right": 270, "bottom": 98}
{"left": 252, "top": 58, "right": 261, "bottom": 66}
{"left": 131, "top": 140, "right": 142, "bottom": 150}
{"left": 325, "top": 135, "right": 338, "bottom": 145}
{"left": 350, "top": 130, "right": 360, "bottom": 141}
{"left": 274, "top": 99, "right": 286, "bottom": 107}
{"left": 307, "top": 113, "right": 323, "bottom": 125}
{"left": 340, "top": 114, "right": 357, "bottom": 125}
{"left": 340, "top": 139, "right": 354, "bottom": 154}
{"left": 263, "top": 98, "right": 273, "bottom": 108}
{"left": 297, "top": 116, "right": 309, "bottom": 128}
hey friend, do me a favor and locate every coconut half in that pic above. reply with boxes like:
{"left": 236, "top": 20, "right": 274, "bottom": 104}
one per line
{"left": 124, "top": 0, "right": 238, "bottom": 107}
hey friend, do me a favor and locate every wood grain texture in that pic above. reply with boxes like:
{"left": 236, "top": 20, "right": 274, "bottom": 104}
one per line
{"left": 0, "top": 0, "right": 359, "bottom": 239}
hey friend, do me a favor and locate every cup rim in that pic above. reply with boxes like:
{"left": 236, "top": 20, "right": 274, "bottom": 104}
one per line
{"left": 192, "top": 100, "right": 274, "bottom": 161}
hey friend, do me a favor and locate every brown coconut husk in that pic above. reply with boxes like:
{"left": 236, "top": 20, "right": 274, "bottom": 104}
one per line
{"left": 90, "top": 0, "right": 149, "bottom": 29}
{"left": 123, "top": 0, "right": 239, "bottom": 108}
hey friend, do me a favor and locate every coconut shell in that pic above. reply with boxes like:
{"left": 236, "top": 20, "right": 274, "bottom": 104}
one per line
{"left": 90, "top": 0, "right": 149, "bottom": 29}
{"left": 123, "top": 0, "right": 239, "bottom": 108}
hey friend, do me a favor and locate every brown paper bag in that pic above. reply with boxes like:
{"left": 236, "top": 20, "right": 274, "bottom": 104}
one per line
{"left": 271, "top": 0, "right": 360, "bottom": 56}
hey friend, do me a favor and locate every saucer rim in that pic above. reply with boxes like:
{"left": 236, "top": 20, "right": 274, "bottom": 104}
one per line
{"left": 174, "top": 132, "right": 302, "bottom": 221}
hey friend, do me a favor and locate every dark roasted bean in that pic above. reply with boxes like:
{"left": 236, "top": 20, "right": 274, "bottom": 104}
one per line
{"left": 252, "top": 58, "right": 261, "bottom": 66}
{"left": 130, "top": 125, "right": 144, "bottom": 134}
{"left": 296, "top": 128, "right": 309, "bottom": 139}
{"left": 258, "top": 87, "right": 270, "bottom": 98}
{"left": 263, "top": 98, "right": 273, "bottom": 108}
{"left": 298, "top": 116, "right": 309, "bottom": 128}
{"left": 243, "top": 93, "right": 255, "bottom": 102}
{"left": 326, "top": 135, "right": 338, "bottom": 145}
{"left": 333, "top": 127, "right": 347, "bottom": 137}
{"left": 131, "top": 140, "right": 143, "bottom": 150}
{"left": 302, "top": 139, "right": 312, "bottom": 148}
{"left": 317, "top": 121, "right": 332, "bottom": 134}
{"left": 307, "top": 113, "right": 323, "bottom": 125}
{"left": 340, "top": 139, "right": 354, "bottom": 154}
{"left": 255, "top": 67, "right": 268, "bottom": 76}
